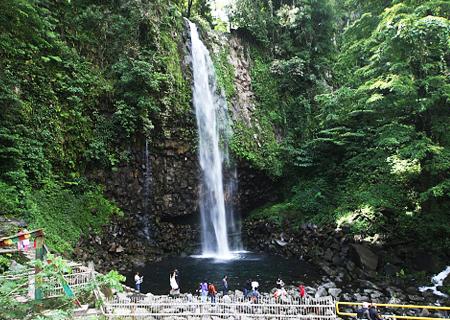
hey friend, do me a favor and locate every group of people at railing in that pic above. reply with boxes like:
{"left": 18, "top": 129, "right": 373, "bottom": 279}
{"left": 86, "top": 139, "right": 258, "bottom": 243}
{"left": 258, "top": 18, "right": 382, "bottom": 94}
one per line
{"left": 133, "top": 269, "right": 309, "bottom": 305}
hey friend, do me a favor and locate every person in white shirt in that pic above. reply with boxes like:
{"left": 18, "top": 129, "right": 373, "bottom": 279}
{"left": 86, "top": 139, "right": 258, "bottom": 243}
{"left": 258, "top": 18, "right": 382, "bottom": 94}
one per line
{"left": 134, "top": 272, "right": 143, "bottom": 292}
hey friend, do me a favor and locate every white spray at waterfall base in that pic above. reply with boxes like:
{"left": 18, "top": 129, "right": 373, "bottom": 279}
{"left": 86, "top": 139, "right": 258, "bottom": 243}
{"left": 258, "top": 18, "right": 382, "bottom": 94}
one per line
{"left": 419, "top": 266, "right": 450, "bottom": 297}
{"left": 188, "top": 21, "right": 242, "bottom": 259}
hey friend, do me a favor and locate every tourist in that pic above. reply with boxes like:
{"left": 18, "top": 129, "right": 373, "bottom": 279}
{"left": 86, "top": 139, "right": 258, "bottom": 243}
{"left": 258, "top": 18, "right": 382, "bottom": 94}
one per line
{"left": 276, "top": 276, "right": 285, "bottom": 289}
{"left": 299, "top": 283, "right": 306, "bottom": 298}
{"left": 244, "top": 279, "right": 251, "bottom": 298}
{"left": 134, "top": 272, "right": 143, "bottom": 292}
{"left": 173, "top": 269, "right": 180, "bottom": 290}
{"left": 250, "top": 280, "right": 259, "bottom": 303}
{"left": 208, "top": 282, "right": 217, "bottom": 303}
{"left": 250, "top": 286, "right": 260, "bottom": 304}
{"left": 356, "top": 302, "right": 370, "bottom": 319}
{"left": 169, "top": 270, "right": 179, "bottom": 296}
{"left": 22, "top": 227, "right": 30, "bottom": 251}
{"left": 251, "top": 280, "right": 259, "bottom": 291}
{"left": 200, "top": 281, "right": 208, "bottom": 302}
{"left": 274, "top": 287, "right": 287, "bottom": 300}
{"left": 369, "top": 303, "right": 382, "bottom": 320}
{"left": 222, "top": 275, "right": 229, "bottom": 295}
{"left": 17, "top": 228, "right": 24, "bottom": 251}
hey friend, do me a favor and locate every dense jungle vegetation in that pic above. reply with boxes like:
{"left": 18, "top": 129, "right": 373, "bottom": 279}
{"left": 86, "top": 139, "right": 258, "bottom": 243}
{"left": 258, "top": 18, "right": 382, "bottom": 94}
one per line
{"left": 0, "top": 0, "right": 449, "bottom": 253}
{"left": 0, "top": 0, "right": 194, "bottom": 251}
{"left": 232, "top": 0, "right": 450, "bottom": 252}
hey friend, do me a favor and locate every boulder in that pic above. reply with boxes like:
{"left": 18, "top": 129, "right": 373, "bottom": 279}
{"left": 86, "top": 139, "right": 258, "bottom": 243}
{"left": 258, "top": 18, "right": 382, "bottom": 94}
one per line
{"left": 234, "top": 290, "right": 244, "bottom": 298}
{"left": 408, "top": 295, "right": 425, "bottom": 302}
{"left": 353, "top": 293, "right": 369, "bottom": 302}
{"left": 328, "top": 288, "right": 342, "bottom": 298}
{"left": 420, "top": 309, "right": 430, "bottom": 317}
{"left": 345, "top": 260, "right": 356, "bottom": 272}
{"left": 321, "top": 264, "right": 337, "bottom": 277}
{"left": 324, "top": 249, "right": 334, "bottom": 261}
{"left": 322, "top": 282, "right": 337, "bottom": 289}
{"left": 370, "top": 291, "right": 383, "bottom": 299}
{"left": 275, "top": 238, "right": 288, "bottom": 247}
{"left": 357, "top": 280, "right": 380, "bottom": 290}
{"left": 383, "top": 263, "right": 400, "bottom": 276}
{"left": 351, "top": 244, "right": 378, "bottom": 271}
{"left": 315, "top": 286, "right": 327, "bottom": 298}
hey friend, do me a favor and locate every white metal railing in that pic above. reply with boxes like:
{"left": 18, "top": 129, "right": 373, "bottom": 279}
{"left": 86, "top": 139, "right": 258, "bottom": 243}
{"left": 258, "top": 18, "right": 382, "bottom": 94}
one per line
{"left": 1, "top": 258, "right": 337, "bottom": 319}
{"left": 0, "top": 268, "right": 95, "bottom": 299}
{"left": 101, "top": 295, "right": 336, "bottom": 319}
{"left": 43, "top": 271, "right": 94, "bottom": 298}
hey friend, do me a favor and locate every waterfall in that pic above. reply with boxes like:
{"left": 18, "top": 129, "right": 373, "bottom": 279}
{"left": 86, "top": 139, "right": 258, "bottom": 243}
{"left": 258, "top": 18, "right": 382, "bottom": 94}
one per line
{"left": 141, "top": 139, "right": 152, "bottom": 240}
{"left": 188, "top": 21, "right": 241, "bottom": 259}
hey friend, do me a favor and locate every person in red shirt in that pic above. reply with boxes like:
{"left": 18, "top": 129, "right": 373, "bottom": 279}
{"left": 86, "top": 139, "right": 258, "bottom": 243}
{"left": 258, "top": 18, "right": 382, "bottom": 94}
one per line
{"left": 208, "top": 283, "right": 217, "bottom": 303}
{"left": 299, "top": 284, "right": 306, "bottom": 298}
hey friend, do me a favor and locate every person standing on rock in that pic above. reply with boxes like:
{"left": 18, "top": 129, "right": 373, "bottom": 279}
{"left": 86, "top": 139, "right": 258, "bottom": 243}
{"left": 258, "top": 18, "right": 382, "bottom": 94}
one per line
{"left": 134, "top": 272, "right": 143, "bottom": 292}
{"left": 222, "top": 275, "right": 229, "bottom": 295}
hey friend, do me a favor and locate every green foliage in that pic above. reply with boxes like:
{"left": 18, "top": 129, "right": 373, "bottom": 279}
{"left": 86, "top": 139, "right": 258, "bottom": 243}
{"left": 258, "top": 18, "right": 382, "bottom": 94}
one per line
{"left": 0, "top": 0, "right": 192, "bottom": 258}
{"left": 212, "top": 46, "right": 236, "bottom": 101}
{"left": 0, "top": 182, "right": 20, "bottom": 216}
{"left": 0, "top": 255, "right": 10, "bottom": 273}
{"left": 230, "top": 0, "right": 274, "bottom": 45}
{"left": 0, "top": 254, "right": 125, "bottom": 319}
{"left": 94, "top": 270, "right": 126, "bottom": 293}
{"left": 237, "top": 0, "right": 450, "bottom": 252}
{"left": 228, "top": 50, "right": 284, "bottom": 176}
{"left": 310, "top": 0, "right": 450, "bottom": 249}
{"left": 26, "top": 183, "right": 121, "bottom": 253}
{"left": 231, "top": 118, "right": 283, "bottom": 176}
{"left": 184, "top": 0, "right": 214, "bottom": 27}
{"left": 230, "top": 0, "right": 338, "bottom": 177}
{"left": 249, "top": 178, "right": 334, "bottom": 228}
{"left": 1, "top": 179, "right": 120, "bottom": 254}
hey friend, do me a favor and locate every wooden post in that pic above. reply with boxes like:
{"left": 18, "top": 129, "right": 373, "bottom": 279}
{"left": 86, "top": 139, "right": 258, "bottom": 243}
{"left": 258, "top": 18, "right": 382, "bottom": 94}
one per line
{"left": 34, "top": 235, "right": 45, "bottom": 301}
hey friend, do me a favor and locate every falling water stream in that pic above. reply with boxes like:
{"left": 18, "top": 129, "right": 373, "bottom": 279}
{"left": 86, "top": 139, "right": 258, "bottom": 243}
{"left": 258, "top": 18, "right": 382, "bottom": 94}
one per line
{"left": 140, "top": 139, "right": 152, "bottom": 240}
{"left": 188, "top": 21, "right": 241, "bottom": 259}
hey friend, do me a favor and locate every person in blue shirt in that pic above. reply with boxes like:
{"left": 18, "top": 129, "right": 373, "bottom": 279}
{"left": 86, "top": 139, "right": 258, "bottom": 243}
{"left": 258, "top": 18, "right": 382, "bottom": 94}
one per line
{"left": 369, "top": 303, "right": 382, "bottom": 320}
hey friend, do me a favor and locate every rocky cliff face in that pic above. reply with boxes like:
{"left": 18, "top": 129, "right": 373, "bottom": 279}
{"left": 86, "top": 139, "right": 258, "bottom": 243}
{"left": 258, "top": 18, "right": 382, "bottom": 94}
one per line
{"left": 91, "top": 137, "right": 199, "bottom": 220}
{"left": 78, "top": 23, "right": 277, "bottom": 268}
{"left": 90, "top": 26, "right": 275, "bottom": 222}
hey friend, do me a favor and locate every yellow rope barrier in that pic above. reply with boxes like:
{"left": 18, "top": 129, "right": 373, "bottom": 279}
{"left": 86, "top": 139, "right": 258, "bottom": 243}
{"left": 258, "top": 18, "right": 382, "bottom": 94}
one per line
{"left": 336, "top": 301, "right": 450, "bottom": 320}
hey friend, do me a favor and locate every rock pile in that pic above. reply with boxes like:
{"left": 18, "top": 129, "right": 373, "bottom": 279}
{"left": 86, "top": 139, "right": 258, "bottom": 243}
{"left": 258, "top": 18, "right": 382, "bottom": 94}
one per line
{"left": 74, "top": 216, "right": 198, "bottom": 274}
{"left": 243, "top": 219, "right": 450, "bottom": 306}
